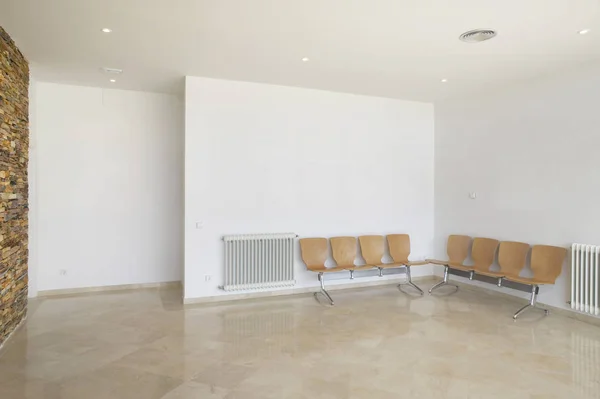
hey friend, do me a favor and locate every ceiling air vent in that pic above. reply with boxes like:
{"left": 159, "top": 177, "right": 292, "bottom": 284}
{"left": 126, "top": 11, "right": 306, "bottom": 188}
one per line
{"left": 459, "top": 29, "right": 497, "bottom": 43}
{"left": 101, "top": 67, "right": 123, "bottom": 74}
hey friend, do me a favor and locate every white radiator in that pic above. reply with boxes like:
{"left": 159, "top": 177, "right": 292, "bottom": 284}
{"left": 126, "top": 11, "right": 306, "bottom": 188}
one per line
{"left": 223, "top": 233, "right": 296, "bottom": 291}
{"left": 571, "top": 243, "right": 600, "bottom": 315}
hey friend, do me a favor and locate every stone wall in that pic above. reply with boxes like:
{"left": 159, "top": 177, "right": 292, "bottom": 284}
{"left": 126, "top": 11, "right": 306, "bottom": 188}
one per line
{"left": 0, "top": 26, "right": 29, "bottom": 346}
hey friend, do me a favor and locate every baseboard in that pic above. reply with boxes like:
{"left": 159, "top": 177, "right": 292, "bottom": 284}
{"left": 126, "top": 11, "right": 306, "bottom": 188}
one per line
{"left": 37, "top": 281, "right": 182, "bottom": 298}
{"left": 183, "top": 275, "right": 436, "bottom": 305}
{"left": 453, "top": 280, "right": 600, "bottom": 327}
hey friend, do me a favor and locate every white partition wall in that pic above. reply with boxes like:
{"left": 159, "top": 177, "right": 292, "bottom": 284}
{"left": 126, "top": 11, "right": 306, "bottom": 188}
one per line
{"left": 34, "top": 83, "right": 184, "bottom": 292}
{"left": 434, "top": 63, "right": 600, "bottom": 310}
{"left": 30, "top": 63, "right": 600, "bottom": 311}
{"left": 184, "top": 77, "right": 435, "bottom": 301}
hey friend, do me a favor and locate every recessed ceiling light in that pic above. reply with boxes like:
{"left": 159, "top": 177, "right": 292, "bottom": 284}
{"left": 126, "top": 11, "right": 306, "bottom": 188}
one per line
{"left": 441, "top": 78, "right": 448, "bottom": 83}
{"left": 109, "top": 79, "right": 116, "bottom": 83}
{"left": 301, "top": 57, "right": 310, "bottom": 62}
{"left": 579, "top": 29, "right": 591, "bottom": 35}
{"left": 101, "top": 28, "right": 112, "bottom": 33}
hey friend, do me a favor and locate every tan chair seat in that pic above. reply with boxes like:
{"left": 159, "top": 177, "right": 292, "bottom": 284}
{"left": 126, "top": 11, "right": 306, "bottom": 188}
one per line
{"left": 475, "top": 270, "right": 505, "bottom": 278}
{"left": 309, "top": 265, "right": 348, "bottom": 273}
{"left": 448, "top": 262, "right": 473, "bottom": 272}
{"left": 374, "top": 260, "right": 428, "bottom": 268}
{"left": 372, "top": 262, "right": 404, "bottom": 269}
{"left": 505, "top": 275, "right": 553, "bottom": 285}
{"left": 426, "top": 259, "right": 448, "bottom": 265}
{"left": 407, "top": 260, "right": 428, "bottom": 266}
{"left": 345, "top": 265, "right": 375, "bottom": 271}
{"left": 427, "top": 259, "right": 470, "bottom": 270}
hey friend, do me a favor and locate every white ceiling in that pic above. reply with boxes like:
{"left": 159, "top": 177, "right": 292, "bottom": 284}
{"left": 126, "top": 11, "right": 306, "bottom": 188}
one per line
{"left": 1, "top": 0, "right": 600, "bottom": 102}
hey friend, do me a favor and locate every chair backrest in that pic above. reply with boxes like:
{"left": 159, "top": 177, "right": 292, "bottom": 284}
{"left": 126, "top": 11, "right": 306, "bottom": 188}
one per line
{"left": 471, "top": 237, "right": 500, "bottom": 272}
{"left": 447, "top": 235, "right": 471, "bottom": 263}
{"left": 497, "top": 241, "right": 530, "bottom": 278}
{"left": 530, "top": 245, "right": 567, "bottom": 283}
{"left": 387, "top": 234, "right": 411, "bottom": 263}
{"left": 330, "top": 237, "right": 357, "bottom": 268}
{"left": 358, "top": 235, "right": 384, "bottom": 265}
{"left": 299, "top": 238, "right": 328, "bottom": 271}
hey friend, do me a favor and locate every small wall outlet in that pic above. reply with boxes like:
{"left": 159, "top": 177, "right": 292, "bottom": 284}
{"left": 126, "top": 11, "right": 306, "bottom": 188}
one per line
{"left": 196, "top": 221, "right": 204, "bottom": 229}
{"left": 469, "top": 192, "right": 477, "bottom": 199}
{"left": 59, "top": 269, "right": 67, "bottom": 276}
{"left": 204, "top": 275, "right": 212, "bottom": 282}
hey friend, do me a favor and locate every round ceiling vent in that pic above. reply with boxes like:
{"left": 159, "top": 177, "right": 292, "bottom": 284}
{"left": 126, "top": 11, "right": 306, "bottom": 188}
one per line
{"left": 459, "top": 29, "right": 497, "bottom": 43}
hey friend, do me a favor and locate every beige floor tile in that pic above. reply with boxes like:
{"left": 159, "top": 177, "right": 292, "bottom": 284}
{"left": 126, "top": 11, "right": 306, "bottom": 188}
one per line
{"left": 56, "top": 365, "right": 183, "bottom": 399}
{"left": 161, "top": 381, "right": 228, "bottom": 398}
{"left": 111, "top": 345, "right": 212, "bottom": 381}
{"left": 192, "top": 362, "right": 256, "bottom": 389}
{"left": 1, "top": 285, "right": 600, "bottom": 399}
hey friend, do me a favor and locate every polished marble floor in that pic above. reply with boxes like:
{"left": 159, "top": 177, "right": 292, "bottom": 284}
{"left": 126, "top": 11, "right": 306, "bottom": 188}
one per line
{"left": 1, "top": 282, "right": 599, "bottom": 398}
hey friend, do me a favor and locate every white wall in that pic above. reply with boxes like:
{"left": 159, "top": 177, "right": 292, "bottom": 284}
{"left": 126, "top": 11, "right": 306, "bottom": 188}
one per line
{"left": 34, "top": 83, "right": 184, "bottom": 292}
{"left": 185, "top": 76, "right": 434, "bottom": 300}
{"left": 434, "top": 64, "right": 600, "bottom": 310}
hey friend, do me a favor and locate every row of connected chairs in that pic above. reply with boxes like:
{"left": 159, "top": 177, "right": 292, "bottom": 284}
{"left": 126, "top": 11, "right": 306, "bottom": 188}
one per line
{"left": 299, "top": 235, "right": 426, "bottom": 305}
{"left": 428, "top": 235, "right": 567, "bottom": 319}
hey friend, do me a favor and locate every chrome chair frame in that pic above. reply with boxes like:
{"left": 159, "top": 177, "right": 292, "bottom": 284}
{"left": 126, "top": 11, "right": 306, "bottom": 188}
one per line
{"left": 314, "top": 272, "right": 335, "bottom": 306}
{"left": 428, "top": 265, "right": 459, "bottom": 294}
{"left": 513, "top": 284, "right": 549, "bottom": 319}
{"left": 397, "top": 265, "right": 424, "bottom": 295}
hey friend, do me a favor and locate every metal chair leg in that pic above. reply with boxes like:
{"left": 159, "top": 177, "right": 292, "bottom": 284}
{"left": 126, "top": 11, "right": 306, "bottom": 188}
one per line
{"left": 398, "top": 266, "right": 424, "bottom": 295}
{"left": 428, "top": 266, "right": 459, "bottom": 294}
{"left": 314, "top": 273, "right": 334, "bottom": 306}
{"left": 428, "top": 279, "right": 446, "bottom": 293}
{"left": 513, "top": 285, "right": 548, "bottom": 319}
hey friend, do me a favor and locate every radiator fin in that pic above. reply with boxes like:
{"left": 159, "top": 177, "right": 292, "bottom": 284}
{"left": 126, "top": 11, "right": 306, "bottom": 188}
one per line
{"left": 571, "top": 243, "right": 600, "bottom": 316}
{"left": 223, "top": 233, "right": 296, "bottom": 291}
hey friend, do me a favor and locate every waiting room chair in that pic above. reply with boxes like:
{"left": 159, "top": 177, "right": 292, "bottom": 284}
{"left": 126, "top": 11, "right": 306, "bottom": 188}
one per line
{"left": 387, "top": 234, "right": 428, "bottom": 295}
{"left": 489, "top": 241, "right": 531, "bottom": 282}
{"left": 330, "top": 236, "right": 373, "bottom": 279}
{"left": 357, "top": 234, "right": 426, "bottom": 295}
{"left": 469, "top": 237, "right": 500, "bottom": 278}
{"left": 299, "top": 237, "right": 346, "bottom": 305}
{"left": 427, "top": 235, "right": 471, "bottom": 294}
{"left": 505, "top": 244, "right": 566, "bottom": 319}
{"left": 432, "top": 236, "right": 499, "bottom": 279}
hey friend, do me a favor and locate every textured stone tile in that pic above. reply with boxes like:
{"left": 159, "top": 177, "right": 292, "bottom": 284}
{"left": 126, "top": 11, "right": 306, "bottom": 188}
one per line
{"left": 0, "top": 26, "right": 29, "bottom": 347}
